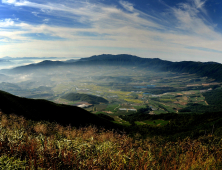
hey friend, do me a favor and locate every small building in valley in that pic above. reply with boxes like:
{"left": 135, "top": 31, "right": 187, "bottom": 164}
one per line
{"left": 119, "top": 108, "right": 137, "bottom": 112}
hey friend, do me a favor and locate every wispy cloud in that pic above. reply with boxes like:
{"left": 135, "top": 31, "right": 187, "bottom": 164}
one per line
{"left": 32, "top": 12, "right": 39, "bottom": 16}
{"left": 119, "top": 0, "right": 134, "bottom": 12}
{"left": 193, "top": 0, "right": 207, "bottom": 14}
{"left": 43, "top": 19, "right": 49, "bottom": 23}
{"left": 2, "top": 0, "right": 162, "bottom": 28}
{"left": 172, "top": 0, "right": 220, "bottom": 39}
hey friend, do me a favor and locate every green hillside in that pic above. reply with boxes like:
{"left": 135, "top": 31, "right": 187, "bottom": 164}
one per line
{"left": 121, "top": 112, "right": 222, "bottom": 141}
{"left": 61, "top": 93, "right": 109, "bottom": 104}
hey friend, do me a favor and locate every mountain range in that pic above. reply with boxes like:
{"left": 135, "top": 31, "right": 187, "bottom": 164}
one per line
{"left": 1, "top": 54, "right": 222, "bottom": 81}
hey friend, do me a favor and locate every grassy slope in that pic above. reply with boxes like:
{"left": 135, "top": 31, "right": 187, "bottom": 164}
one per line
{"left": 1, "top": 89, "right": 222, "bottom": 168}
{"left": 0, "top": 112, "right": 221, "bottom": 169}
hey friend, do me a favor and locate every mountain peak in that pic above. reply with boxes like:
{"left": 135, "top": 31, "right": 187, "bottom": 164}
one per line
{"left": 80, "top": 54, "right": 140, "bottom": 61}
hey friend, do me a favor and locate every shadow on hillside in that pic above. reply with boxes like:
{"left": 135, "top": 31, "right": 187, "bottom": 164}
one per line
{"left": 0, "top": 90, "right": 125, "bottom": 134}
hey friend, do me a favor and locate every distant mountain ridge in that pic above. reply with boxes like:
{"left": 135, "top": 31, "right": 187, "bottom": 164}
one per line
{"left": 78, "top": 54, "right": 171, "bottom": 68}
{"left": 2, "top": 54, "right": 222, "bottom": 81}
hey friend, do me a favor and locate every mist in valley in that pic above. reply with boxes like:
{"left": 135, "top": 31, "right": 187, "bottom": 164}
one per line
{"left": 0, "top": 55, "right": 218, "bottom": 116}
{"left": 0, "top": 59, "right": 167, "bottom": 103}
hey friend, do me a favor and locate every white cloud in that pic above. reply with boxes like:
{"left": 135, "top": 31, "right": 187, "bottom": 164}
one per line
{"left": 172, "top": 0, "right": 219, "bottom": 39}
{"left": 32, "top": 12, "right": 39, "bottom": 16}
{"left": 0, "top": 18, "right": 15, "bottom": 27}
{"left": 2, "top": 0, "right": 162, "bottom": 29}
{"left": 194, "top": 0, "right": 206, "bottom": 9}
{"left": 43, "top": 18, "right": 49, "bottom": 23}
{"left": 2, "top": 0, "right": 17, "bottom": 4}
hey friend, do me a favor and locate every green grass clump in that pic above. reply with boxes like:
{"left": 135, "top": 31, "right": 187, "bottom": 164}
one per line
{"left": 0, "top": 155, "right": 27, "bottom": 170}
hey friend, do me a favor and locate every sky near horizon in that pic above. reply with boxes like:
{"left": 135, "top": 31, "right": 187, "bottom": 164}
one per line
{"left": 1, "top": 0, "right": 222, "bottom": 63}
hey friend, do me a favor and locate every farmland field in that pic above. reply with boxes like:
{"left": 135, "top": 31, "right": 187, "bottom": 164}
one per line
{"left": 37, "top": 66, "right": 219, "bottom": 126}
{"left": 0, "top": 64, "right": 220, "bottom": 125}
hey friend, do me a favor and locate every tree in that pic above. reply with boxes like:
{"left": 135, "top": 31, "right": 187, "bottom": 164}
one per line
{"left": 137, "top": 105, "right": 152, "bottom": 114}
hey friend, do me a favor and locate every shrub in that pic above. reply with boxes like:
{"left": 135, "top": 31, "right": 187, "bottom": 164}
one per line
{"left": 0, "top": 155, "right": 27, "bottom": 170}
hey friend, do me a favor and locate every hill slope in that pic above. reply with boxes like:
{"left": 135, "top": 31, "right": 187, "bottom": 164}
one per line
{"left": 0, "top": 90, "right": 122, "bottom": 130}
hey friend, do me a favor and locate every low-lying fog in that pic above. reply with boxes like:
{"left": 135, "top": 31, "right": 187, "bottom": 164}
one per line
{"left": 0, "top": 58, "right": 86, "bottom": 98}
{"left": 0, "top": 56, "right": 202, "bottom": 109}
{"left": 0, "top": 57, "right": 75, "bottom": 70}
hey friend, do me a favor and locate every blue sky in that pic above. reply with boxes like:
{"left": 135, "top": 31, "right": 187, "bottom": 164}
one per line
{"left": 1, "top": 0, "right": 222, "bottom": 63}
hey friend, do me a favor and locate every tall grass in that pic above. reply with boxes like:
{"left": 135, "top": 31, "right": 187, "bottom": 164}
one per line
{"left": 0, "top": 112, "right": 221, "bottom": 169}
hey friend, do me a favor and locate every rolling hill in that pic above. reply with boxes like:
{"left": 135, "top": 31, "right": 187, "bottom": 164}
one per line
{"left": 61, "top": 93, "right": 109, "bottom": 104}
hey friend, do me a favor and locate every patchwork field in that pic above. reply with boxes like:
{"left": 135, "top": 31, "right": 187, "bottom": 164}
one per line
{"left": 0, "top": 65, "right": 220, "bottom": 126}
{"left": 43, "top": 67, "right": 221, "bottom": 126}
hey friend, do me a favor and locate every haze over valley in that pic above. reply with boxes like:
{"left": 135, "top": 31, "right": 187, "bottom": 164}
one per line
{"left": 0, "top": 54, "right": 221, "bottom": 119}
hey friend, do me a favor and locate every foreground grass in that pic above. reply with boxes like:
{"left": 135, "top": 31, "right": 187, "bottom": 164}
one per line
{"left": 0, "top": 112, "right": 221, "bottom": 169}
